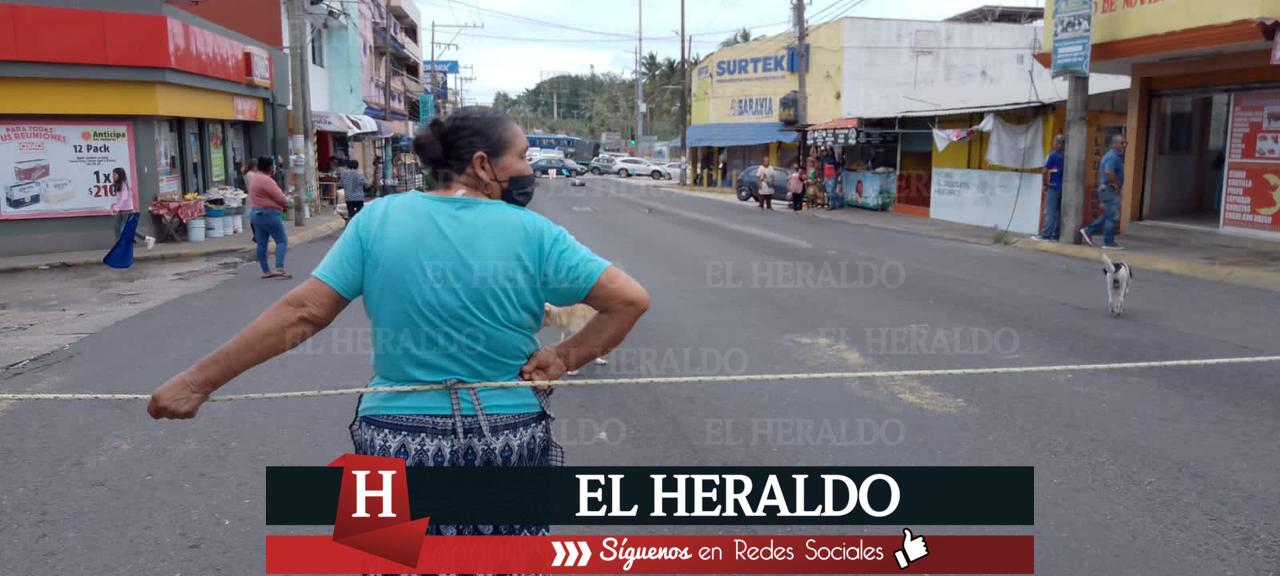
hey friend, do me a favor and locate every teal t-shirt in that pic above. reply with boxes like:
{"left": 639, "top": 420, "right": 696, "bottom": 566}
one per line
{"left": 311, "top": 191, "right": 610, "bottom": 416}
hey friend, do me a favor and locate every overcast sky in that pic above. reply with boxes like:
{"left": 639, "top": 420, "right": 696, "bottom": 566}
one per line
{"left": 413, "top": 0, "right": 1046, "bottom": 105}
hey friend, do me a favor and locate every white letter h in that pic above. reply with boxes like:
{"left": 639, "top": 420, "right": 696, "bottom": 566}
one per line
{"left": 351, "top": 470, "right": 397, "bottom": 518}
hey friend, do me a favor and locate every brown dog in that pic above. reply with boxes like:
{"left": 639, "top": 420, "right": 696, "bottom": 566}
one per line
{"left": 543, "top": 303, "right": 608, "bottom": 375}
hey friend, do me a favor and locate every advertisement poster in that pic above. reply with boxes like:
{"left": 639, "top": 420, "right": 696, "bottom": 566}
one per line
{"left": 1223, "top": 92, "right": 1280, "bottom": 233}
{"left": 0, "top": 121, "right": 137, "bottom": 220}
{"left": 209, "top": 124, "right": 226, "bottom": 185}
{"left": 1051, "top": 0, "right": 1092, "bottom": 77}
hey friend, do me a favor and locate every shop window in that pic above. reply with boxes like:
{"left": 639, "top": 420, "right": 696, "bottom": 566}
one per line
{"left": 1158, "top": 96, "right": 1194, "bottom": 155}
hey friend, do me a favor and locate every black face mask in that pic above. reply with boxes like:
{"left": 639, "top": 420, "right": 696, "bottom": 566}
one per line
{"left": 496, "top": 171, "right": 538, "bottom": 207}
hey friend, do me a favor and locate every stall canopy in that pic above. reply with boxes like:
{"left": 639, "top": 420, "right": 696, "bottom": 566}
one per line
{"left": 807, "top": 117, "right": 860, "bottom": 147}
{"left": 312, "top": 111, "right": 356, "bottom": 134}
{"left": 685, "top": 122, "right": 797, "bottom": 147}
{"left": 344, "top": 114, "right": 379, "bottom": 136}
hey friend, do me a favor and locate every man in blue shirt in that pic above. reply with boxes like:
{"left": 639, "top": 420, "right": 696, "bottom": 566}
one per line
{"left": 1036, "top": 135, "right": 1066, "bottom": 241}
{"left": 1081, "top": 134, "right": 1127, "bottom": 250}
{"left": 338, "top": 160, "right": 368, "bottom": 219}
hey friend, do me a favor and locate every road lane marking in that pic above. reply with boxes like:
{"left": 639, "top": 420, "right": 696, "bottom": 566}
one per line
{"left": 784, "top": 334, "right": 968, "bottom": 413}
{"left": 608, "top": 191, "right": 814, "bottom": 250}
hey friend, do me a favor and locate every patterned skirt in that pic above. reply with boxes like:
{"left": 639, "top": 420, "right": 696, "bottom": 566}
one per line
{"left": 349, "top": 385, "right": 561, "bottom": 576}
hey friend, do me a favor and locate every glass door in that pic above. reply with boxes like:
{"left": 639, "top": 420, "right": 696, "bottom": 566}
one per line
{"left": 1142, "top": 92, "right": 1229, "bottom": 228}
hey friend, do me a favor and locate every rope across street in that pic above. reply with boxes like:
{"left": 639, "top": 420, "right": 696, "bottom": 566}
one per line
{"left": 2, "top": 354, "right": 1278, "bottom": 403}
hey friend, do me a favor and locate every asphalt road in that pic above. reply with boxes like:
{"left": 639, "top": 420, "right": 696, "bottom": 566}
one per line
{"left": 1, "top": 178, "right": 1278, "bottom": 575}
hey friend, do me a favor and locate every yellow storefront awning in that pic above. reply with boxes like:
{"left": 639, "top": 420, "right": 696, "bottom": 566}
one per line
{"left": 0, "top": 78, "right": 264, "bottom": 121}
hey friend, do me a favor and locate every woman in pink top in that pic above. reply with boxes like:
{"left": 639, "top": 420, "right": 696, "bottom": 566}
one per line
{"left": 248, "top": 156, "right": 292, "bottom": 279}
{"left": 109, "top": 168, "right": 154, "bottom": 250}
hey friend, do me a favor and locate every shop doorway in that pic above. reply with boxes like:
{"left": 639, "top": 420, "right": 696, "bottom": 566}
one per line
{"left": 1142, "top": 92, "right": 1230, "bottom": 229}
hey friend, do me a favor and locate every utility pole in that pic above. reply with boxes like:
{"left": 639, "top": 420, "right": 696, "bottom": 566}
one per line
{"left": 635, "top": 0, "right": 644, "bottom": 149}
{"left": 793, "top": 0, "right": 808, "bottom": 126}
{"left": 679, "top": 0, "right": 688, "bottom": 185}
{"left": 383, "top": 0, "right": 394, "bottom": 195}
{"left": 286, "top": 0, "right": 313, "bottom": 226}
{"left": 429, "top": 21, "right": 480, "bottom": 118}
{"left": 1061, "top": 75, "right": 1089, "bottom": 245}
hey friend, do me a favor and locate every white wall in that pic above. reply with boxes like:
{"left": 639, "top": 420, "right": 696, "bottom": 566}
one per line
{"left": 842, "top": 19, "right": 1044, "bottom": 119}
{"left": 308, "top": 23, "right": 332, "bottom": 113}
{"left": 930, "top": 169, "right": 1043, "bottom": 235}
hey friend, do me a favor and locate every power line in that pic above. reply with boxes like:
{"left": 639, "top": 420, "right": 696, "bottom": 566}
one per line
{"left": 434, "top": 0, "right": 637, "bottom": 38}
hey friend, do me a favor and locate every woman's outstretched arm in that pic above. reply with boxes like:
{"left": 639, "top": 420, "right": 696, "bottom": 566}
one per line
{"left": 148, "top": 278, "right": 350, "bottom": 419}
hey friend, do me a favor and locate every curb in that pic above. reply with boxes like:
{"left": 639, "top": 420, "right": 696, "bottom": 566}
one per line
{"left": 1016, "top": 239, "right": 1280, "bottom": 291}
{"left": 0, "top": 218, "right": 346, "bottom": 274}
{"left": 657, "top": 184, "right": 1280, "bottom": 292}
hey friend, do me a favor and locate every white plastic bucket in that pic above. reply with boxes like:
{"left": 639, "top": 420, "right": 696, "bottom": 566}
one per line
{"left": 187, "top": 218, "right": 206, "bottom": 242}
{"left": 232, "top": 214, "right": 244, "bottom": 234}
{"left": 223, "top": 215, "right": 235, "bottom": 235}
{"left": 208, "top": 215, "right": 224, "bottom": 238}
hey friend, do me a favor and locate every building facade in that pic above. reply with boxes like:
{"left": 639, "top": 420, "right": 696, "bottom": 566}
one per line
{"left": 1043, "top": 0, "right": 1280, "bottom": 239}
{"left": 0, "top": 1, "right": 289, "bottom": 257}
{"left": 687, "top": 14, "right": 1065, "bottom": 191}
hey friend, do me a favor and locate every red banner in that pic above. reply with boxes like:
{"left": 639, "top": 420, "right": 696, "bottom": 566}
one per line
{"left": 266, "top": 534, "right": 1034, "bottom": 574}
{"left": 1225, "top": 92, "right": 1280, "bottom": 233}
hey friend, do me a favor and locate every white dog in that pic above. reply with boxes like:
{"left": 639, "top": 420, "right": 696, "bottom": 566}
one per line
{"left": 542, "top": 303, "right": 608, "bottom": 375}
{"left": 1102, "top": 253, "right": 1133, "bottom": 316}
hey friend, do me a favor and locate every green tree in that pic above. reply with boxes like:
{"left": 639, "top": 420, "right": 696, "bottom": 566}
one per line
{"left": 719, "top": 27, "right": 754, "bottom": 48}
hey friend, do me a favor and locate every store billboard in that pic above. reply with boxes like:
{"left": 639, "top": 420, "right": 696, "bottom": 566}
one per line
{"left": 1222, "top": 91, "right": 1280, "bottom": 234}
{"left": 1045, "top": 0, "right": 1275, "bottom": 51}
{"left": 691, "top": 21, "right": 841, "bottom": 125}
{"left": 0, "top": 121, "right": 137, "bottom": 220}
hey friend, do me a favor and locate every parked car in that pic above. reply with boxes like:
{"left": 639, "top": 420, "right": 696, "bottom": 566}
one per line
{"left": 735, "top": 165, "right": 790, "bottom": 201}
{"left": 531, "top": 158, "right": 575, "bottom": 177}
{"left": 588, "top": 155, "right": 618, "bottom": 175}
{"left": 563, "top": 158, "right": 588, "bottom": 176}
{"left": 614, "top": 157, "right": 671, "bottom": 179}
{"left": 664, "top": 162, "right": 687, "bottom": 182}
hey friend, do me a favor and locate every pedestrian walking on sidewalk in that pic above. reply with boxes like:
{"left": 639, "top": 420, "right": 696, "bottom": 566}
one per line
{"left": 109, "top": 168, "right": 155, "bottom": 250}
{"left": 757, "top": 156, "right": 775, "bottom": 210}
{"left": 147, "top": 106, "right": 651, "bottom": 542}
{"left": 248, "top": 156, "right": 292, "bottom": 279}
{"left": 787, "top": 165, "right": 805, "bottom": 212}
{"left": 1081, "top": 134, "right": 1126, "bottom": 250}
{"left": 338, "top": 159, "right": 368, "bottom": 219}
{"left": 1036, "top": 135, "right": 1066, "bottom": 241}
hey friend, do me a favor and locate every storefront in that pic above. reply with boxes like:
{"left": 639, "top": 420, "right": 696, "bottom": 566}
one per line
{"left": 0, "top": 4, "right": 286, "bottom": 257}
{"left": 687, "top": 18, "right": 844, "bottom": 189}
{"left": 1042, "top": 0, "right": 1280, "bottom": 239}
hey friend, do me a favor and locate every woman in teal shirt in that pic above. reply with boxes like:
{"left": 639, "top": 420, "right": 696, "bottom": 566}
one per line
{"left": 148, "top": 107, "right": 651, "bottom": 543}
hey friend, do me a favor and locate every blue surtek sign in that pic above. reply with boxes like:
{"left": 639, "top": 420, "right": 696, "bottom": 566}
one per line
{"left": 717, "top": 55, "right": 788, "bottom": 77}
{"left": 728, "top": 96, "right": 774, "bottom": 118}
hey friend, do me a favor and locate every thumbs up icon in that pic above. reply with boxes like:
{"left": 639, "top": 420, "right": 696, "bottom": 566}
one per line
{"left": 893, "top": 528, "right": 928, "bottom": 569}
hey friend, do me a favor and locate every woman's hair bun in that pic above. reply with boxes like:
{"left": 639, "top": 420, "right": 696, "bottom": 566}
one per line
{"left": 414, "top": 118, "right": 448, "bottom": 169}
{"left": 412, "top": 106, "right": 518, "bottom": 187}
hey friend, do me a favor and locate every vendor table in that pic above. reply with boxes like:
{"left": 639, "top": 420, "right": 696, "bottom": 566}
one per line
{"left": 148, "top": 199, "right": 206, "bottom": 242}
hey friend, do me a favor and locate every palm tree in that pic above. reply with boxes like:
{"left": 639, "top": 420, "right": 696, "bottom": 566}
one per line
{"left": 719, "top": 27, "right": 754, "bottom": 48}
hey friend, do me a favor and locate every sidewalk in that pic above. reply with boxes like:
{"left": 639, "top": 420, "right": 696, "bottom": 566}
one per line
{"left": 661, "top": 185, "right": 1280, "bottom": 292}
{"left": 0, "top": 211, "right": 346, "bottom": 273}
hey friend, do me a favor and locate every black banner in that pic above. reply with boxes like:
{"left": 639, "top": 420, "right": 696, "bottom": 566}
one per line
{"left": 267, "top": 466, "right": 1032, "bottom": 526}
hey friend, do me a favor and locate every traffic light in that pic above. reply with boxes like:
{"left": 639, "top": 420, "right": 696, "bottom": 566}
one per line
{"left": 629, "top": 131, "right": 636, "bottom": 146}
